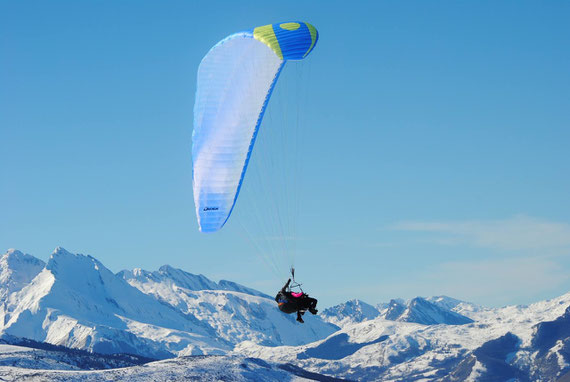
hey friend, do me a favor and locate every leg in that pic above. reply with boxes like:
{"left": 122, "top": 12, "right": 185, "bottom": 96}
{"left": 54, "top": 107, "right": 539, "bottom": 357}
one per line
{"left": 296, "top": 311, "right": 304, "bottom": 323}
{"left": 308, "top": 297, "right": 318, "bottom": 315}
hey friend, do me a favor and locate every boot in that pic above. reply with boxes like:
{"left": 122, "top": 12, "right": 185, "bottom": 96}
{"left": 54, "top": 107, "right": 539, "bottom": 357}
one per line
{"left": 296, "top": 313, "right": 304, "bottom": 323}
{"left": 309, "top": 307, "right": 318, "bottom": 315}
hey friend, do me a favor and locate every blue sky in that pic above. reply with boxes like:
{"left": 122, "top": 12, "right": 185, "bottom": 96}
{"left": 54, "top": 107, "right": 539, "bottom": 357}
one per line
{"left": 1, "top": 1, "right": 569, "bottom": 308}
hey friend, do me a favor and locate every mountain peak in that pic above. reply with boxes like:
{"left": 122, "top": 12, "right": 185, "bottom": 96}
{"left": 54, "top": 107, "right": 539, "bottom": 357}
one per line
{"left": 3, "top": 249, "right": 44, "bottom": 264}
{"left": 3, "top": 249, "right": 44, "bottom": 265}
{"left": 427, "top": 295, "right": 468, "bottom": 309}
{"left": 52, "top": 246, "right": 72, "bottom": 256}
{"left": 321, "top": 298, "right": 380, "bottom": 326}
{"left": 158, "top": 264, "right": 175, "bottom": 273}
{"left": 398, "top": 297, "right": 474, "bottom": 325}
{"left": 427, "top": 295, "right": 482, "bottom": 316}
{"left": 1, "top": 249, "right": 46, "bottom": 298}
{"left": 384, "top": 299, "right": 406, "bottom": 321}
{"left": 46, "top": 248, "right": 104, "bottom": 279}
{"left": 5, "top": 248, "right": 24, "bottom": 258}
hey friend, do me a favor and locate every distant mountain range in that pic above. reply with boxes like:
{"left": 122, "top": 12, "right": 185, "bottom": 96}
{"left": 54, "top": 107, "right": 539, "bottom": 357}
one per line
{"left": 1, "top": 247, "right": 569, "bottom": 381}
{"left": 241, "top": 291, "right": 570, "bottom": 381}
{"left": 321, "top": 296, "right": 474, "bottom": 327}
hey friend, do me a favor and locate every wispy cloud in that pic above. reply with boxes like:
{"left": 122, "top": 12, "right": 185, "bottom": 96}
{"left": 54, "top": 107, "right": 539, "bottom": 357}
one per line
{"left": 391, "top": 215, "right": 570, "bottom": 251}
{"left": 329, "top": 256, "right": 570, "bottom": 308}
{"left": 419, "top": 257, "right": 569, "bottom": 306}
{"left": 323, "top": 215, "right": 570, "bottom": 307}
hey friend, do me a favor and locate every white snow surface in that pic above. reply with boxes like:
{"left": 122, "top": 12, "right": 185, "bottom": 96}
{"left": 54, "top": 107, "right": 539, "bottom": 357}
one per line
{"left": 0, "top": 347, "right": 314, "bottom": 381}
{"left": 119, "top": 263, "right": 337, "bottom": 347}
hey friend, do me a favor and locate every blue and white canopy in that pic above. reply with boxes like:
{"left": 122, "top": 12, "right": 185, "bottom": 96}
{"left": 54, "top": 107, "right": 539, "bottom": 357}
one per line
{"left": 192, "top": 22, "right": 318, "bottom": 232}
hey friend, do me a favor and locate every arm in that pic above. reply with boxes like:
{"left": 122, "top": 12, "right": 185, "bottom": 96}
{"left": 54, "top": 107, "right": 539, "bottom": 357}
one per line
{"left": 281, "top": 279, "right": 291, "bottom": 293}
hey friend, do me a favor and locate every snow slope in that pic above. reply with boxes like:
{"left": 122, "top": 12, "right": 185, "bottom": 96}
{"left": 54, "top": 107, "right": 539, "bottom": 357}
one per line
{"left": 119, "top": 264, "right": 337, "bottom": 347}
{"left": 0, "top": 338, "right": 151, "bottom": 370}
{"left": 0, "top": 349, "right": 344, "bottom": 381}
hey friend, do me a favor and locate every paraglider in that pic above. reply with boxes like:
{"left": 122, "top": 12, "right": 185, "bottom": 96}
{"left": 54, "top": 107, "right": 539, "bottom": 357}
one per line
{"left": 192, "top": 21, "right": 319, "bottom": 322}
{"left": 275, "top": 268, "right": 318, "bottom": 323}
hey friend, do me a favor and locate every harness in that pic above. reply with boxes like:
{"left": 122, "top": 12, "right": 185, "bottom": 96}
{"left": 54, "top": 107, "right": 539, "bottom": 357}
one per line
{"left": 276, "top": 268, "right": 307, "bottom": 312}
{"left": 289, "top": 267, "right": 304, "bottom": 294}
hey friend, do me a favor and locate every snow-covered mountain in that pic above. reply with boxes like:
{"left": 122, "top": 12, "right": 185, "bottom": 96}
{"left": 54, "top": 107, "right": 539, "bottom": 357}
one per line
{"left": 0, "top": 249, "right": 45, "bottom": 300}
{"left": 0, "top": 247, "right": 336, "bottom": 360}
{"left": 237, "top": 292, "right": 570, "bottom": 381}
{"left": 1, "top": 247, "right": 229, "bottom": 358}
{"left": 397, "top": 297, "right": 474, "bottom": 325}
{"left": 383, "top": 298, "right": 406, "bottom": 321}
{"left": 321, "top": 299, "right": 380, "bottom": 327}
{"left": 322, "top": 296, "right": 473, "bottom": 327}
{"left": 427, "top": 295, "right": 484, "bottom": 318}
{"left": 2, "top": 247, "right": 570, "bottom": 381}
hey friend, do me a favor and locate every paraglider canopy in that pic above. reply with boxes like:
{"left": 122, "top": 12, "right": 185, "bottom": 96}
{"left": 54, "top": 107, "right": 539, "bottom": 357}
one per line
{"left": 253, "top": 22, "right": 318, "bottom": 60}
{"left": 192, "top": 21, "right": 319, "bottom": 233}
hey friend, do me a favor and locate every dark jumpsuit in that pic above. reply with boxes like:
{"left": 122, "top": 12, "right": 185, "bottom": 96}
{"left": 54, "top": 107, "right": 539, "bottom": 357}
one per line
{"left": 275, "top": 279, "right": 318, "bottom": 323}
